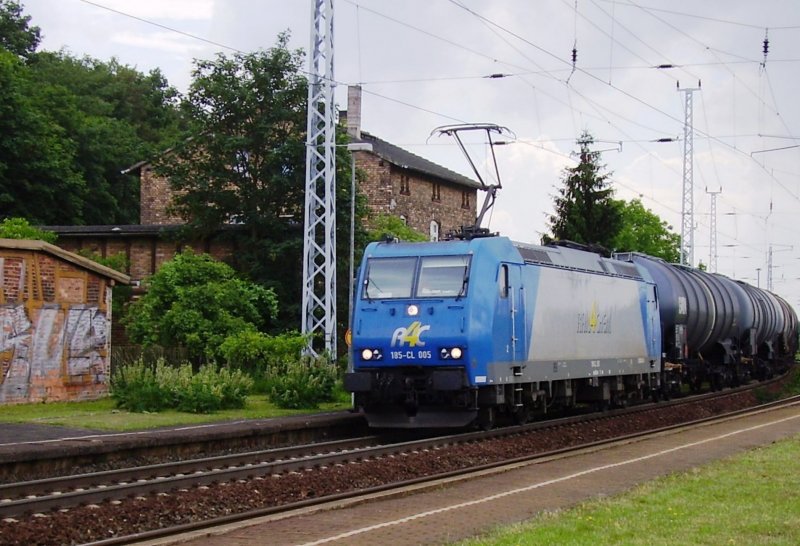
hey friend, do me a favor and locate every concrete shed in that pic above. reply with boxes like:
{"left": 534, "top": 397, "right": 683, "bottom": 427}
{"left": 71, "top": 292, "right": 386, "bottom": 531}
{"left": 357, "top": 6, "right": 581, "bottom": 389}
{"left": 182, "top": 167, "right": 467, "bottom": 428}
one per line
{"left": 0, "top": 238, "right": 130, "bottom": 404}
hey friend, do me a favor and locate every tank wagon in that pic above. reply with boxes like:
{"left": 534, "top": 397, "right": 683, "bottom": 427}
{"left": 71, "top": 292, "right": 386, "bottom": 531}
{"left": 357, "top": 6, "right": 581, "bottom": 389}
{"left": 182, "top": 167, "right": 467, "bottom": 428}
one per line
{"left": 345, "top": 236, "right": 798, "bottom": 428}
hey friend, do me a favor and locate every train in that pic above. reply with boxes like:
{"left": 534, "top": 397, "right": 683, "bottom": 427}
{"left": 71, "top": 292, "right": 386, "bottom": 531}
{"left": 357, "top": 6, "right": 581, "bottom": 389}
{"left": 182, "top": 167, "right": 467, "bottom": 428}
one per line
{"left": 344, "top": 235, "right": 798, "bottom": 428}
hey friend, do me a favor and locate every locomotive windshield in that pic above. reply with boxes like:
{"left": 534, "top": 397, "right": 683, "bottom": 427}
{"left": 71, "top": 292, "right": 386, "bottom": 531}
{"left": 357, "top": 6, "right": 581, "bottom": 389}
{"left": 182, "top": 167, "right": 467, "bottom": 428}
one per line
{"left": 363, "top": 257, "right": 416, "bottom": 299}
{"left": 417, "top": 255, "right": 470, "bottom": 297}
{"left": 362, "top": 255, "right": 470, "bottom": 300}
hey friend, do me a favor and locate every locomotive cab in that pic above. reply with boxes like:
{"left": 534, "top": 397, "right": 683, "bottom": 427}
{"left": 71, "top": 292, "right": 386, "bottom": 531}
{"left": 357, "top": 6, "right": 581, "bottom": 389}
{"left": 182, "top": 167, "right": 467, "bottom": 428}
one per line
{"left": 345, "top": 240, "right": 484, "bottom": 427}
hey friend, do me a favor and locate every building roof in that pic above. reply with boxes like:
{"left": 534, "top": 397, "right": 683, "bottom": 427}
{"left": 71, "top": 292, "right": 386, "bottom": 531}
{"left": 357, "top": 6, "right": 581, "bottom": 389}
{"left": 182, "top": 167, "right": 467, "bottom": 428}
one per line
{"left": 353, "top": 132, "right": 481, "bottom": 190}
{"left": 43, "top": 224, "right": 248, "bottom": 237}
{"left": 43, "top": 224, "right": 183, "bottom": 236}
{"left": 0, "top": 238, "right": 131, "bottom": 285}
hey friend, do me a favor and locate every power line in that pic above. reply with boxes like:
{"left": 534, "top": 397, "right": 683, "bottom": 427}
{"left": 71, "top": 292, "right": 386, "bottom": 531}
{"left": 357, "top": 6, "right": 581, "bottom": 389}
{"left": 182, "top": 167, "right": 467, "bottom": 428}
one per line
{"left": 76, "top": 0, "right": 241, "bottom": 53}
{"left": 596, "top": 0, "right": 800, "bottom": 31}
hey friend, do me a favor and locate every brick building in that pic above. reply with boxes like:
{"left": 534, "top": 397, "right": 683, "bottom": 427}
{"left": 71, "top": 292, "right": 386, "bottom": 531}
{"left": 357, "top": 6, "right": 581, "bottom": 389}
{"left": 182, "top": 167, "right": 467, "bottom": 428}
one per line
{"left": 344, "top": 86, "right": 479, "bottom": 239}
{"left": 0, "top": 239, "right": 129, "bottom": 404}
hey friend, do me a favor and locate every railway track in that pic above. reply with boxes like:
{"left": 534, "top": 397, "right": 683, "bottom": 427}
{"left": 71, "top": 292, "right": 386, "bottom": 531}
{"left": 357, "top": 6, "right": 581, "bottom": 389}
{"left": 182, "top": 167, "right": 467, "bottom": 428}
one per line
{"left": 0, "top": 376, "right": 790, "bottom": 546}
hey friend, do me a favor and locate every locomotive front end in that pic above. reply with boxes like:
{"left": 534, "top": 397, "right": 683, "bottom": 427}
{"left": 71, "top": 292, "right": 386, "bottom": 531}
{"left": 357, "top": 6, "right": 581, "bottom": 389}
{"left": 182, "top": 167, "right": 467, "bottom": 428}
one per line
{"left": 345, "top": 241, "right": 477, "bottom": 427}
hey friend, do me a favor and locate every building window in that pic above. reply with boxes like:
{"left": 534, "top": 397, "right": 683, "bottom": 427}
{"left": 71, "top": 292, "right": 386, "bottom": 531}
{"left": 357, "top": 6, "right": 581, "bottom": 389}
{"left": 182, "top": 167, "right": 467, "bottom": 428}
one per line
{"left": 400, "top": 175, "right": 410, "bottom": 195}
{"left": 461, "top": 190, "right": 471, "bottom": 209}
{"left": 432, "top": 182, "right": 441, "bottom": 202}
{"left": 430, "top": 220, "right": 440, "bottom": 242}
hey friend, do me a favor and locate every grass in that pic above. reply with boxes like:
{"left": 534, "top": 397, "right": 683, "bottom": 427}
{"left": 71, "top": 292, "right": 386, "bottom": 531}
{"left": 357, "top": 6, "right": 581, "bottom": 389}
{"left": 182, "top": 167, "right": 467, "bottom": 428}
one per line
{"left": 0, "top": 395, "right": 352, "bottom": 431}
{"left": 457, "top": 435, "right": 800, "bottom": 546}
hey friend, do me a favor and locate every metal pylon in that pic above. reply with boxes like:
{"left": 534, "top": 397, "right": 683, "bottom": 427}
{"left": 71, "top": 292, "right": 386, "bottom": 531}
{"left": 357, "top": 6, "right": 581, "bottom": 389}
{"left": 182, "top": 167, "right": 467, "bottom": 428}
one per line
{"left": 679, "top": 84, "right": 700, "bottom": 266}
{"left": 301, "top": 0, "right": 337, "bottom": 358}
{"left": 707, "top": 187, "right": 721, "bottom": 272}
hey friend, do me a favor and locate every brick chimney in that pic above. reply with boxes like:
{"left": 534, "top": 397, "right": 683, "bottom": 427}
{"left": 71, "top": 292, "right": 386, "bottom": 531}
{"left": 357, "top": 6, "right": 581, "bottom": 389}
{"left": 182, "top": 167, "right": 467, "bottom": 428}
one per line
{"left": 347, "top": 85, "right": 362, "bottom": 139}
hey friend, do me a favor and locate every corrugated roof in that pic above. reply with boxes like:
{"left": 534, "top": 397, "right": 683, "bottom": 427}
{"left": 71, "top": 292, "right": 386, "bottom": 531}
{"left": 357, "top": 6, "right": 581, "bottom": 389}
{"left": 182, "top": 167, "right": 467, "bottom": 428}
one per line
{"left": 0, "top": 238, "right": 131, "bottom": 284}
{"left": 354, "top": 132, "right": 481, "bottom": 190}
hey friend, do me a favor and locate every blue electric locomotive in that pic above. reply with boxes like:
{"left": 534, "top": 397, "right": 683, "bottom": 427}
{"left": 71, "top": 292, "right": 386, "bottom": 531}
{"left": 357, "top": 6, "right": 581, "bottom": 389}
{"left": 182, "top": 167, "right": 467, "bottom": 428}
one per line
{"left": 345, "top": 235, "right": 798, "bottom": 428}
{"left": 345, "top": 236, "right": 663, "bottom": 428}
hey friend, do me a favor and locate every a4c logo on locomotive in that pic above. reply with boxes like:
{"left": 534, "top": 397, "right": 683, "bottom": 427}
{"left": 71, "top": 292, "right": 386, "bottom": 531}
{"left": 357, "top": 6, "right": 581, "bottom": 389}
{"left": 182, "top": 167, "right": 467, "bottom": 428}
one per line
{"left": 391, "top": 321, "right": 431, "bottom": 347}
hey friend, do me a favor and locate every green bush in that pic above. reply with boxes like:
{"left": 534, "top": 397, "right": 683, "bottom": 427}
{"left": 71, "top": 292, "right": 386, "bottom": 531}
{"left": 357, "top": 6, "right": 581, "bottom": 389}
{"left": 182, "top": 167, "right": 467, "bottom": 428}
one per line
{"left": 123, "top": 250, "right": 279, "bottom": 362}
{"left": 109, "top": 359, "right": 172, "bottom": 412}
{"left": 110, "top": 358, "right": 253, "bottom": 413}
{"left": 268, "top": 356, "right": 339, "bottom": 409}
{"left": 219, "top": 330, "right": 307, "bottom": 374}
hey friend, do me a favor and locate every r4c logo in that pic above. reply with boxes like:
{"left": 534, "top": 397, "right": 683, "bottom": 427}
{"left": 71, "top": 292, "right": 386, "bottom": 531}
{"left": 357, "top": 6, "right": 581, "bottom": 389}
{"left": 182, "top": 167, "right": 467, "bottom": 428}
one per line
{"left": 391, "top": 321, "right": 431, "bottom": 347}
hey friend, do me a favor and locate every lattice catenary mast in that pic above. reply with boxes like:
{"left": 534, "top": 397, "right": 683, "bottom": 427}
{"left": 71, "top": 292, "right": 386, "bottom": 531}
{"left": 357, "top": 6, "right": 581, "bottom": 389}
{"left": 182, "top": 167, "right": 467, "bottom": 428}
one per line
{"left": 678, "top": 82, "right": 700, "bottom": 266}
{"left": 301, "top": 0, "right": 337, "bottom": 358}
{"left": 707, "top": 186, "right": 721, "bottom": 272}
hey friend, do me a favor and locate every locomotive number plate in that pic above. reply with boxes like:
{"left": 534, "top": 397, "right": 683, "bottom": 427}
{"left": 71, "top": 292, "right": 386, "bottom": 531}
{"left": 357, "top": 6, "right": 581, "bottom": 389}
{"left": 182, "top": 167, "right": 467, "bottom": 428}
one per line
{"left": 390, "top": 350, "right": 432, "bottom": 360}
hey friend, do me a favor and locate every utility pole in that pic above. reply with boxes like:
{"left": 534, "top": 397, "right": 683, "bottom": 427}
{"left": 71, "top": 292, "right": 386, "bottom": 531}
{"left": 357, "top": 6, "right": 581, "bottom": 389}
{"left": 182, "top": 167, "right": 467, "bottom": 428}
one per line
{"left": 678, "top": 81, "right": 700, "bottom": 266}
{"left": 301, "top": 0, "right": 337, "bottom": 358}
{"left": 767, "top": 245, "right": 773, "bottom": 291}
{"left": 766, "top": 244, "right": 793, "bottom": 291}
{"left": 706, "top": 186, "right": 721, "bottom": 272}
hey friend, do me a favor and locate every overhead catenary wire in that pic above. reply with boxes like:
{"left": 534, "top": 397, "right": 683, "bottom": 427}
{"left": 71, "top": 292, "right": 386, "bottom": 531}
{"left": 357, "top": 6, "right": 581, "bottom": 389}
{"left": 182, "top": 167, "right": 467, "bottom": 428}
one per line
{"left": 72, "top": 0, "right": 800, "bottom": 272}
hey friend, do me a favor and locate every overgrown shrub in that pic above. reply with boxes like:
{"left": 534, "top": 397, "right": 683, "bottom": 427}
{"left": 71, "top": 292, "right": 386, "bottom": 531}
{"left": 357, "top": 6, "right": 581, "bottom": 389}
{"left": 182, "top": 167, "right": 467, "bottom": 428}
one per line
{"left": 219, "top": 330, "right": 307, "bottom": 374}
{"left": 268, "top": 356, "right": 339, "bottom": 409}
{"left": 110, "top": 358, "right": 253, "bottom": 413}
{"left": 123, "top": 250, "right": 278, "bottom": 362}
{"left": 109, "top": 359, "right": 172, "bottom": 412}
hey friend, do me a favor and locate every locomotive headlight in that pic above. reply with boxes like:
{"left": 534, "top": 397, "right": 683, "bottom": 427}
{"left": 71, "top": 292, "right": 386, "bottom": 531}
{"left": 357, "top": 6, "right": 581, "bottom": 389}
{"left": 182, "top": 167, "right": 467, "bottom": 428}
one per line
{"left": 439, "top": 346, "right": 464, "bottom": 360}
{"left": 360, "top": 348, "right": 383, "bottom": 361}
{"left": 407, "top": 304, "right": 419, "bottom": 316}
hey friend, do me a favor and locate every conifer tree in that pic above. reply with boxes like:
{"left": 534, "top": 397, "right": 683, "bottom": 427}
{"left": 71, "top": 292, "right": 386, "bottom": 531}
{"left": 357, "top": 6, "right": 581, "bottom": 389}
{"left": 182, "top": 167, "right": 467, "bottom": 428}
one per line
{"left": 545, "top": 131, "right": 621, "bottom": 251}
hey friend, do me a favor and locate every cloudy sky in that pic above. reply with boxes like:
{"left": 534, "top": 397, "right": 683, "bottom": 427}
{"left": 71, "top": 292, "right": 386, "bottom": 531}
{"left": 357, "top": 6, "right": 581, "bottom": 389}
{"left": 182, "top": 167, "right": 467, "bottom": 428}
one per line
{"left": 20, "top": 0, "right": 800, "bottom": 308}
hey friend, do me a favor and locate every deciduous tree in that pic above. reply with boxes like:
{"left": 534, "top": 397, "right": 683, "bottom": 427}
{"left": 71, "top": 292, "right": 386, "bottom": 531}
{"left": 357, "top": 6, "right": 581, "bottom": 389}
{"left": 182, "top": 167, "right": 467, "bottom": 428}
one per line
{"left": 612, "top": 199, "right": 680, "bottom": 262}
{"left": 0, "top": 0, "right": 39, "bottom": 59}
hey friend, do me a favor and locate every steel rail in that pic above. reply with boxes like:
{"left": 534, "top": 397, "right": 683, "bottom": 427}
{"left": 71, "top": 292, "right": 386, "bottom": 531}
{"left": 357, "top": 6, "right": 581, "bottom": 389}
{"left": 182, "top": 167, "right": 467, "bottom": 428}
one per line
{"left": 83, "top": 389, "right": 800, "bottom": 546}
{"left": 1, "top": 376, "right": 784, "bottom": 520}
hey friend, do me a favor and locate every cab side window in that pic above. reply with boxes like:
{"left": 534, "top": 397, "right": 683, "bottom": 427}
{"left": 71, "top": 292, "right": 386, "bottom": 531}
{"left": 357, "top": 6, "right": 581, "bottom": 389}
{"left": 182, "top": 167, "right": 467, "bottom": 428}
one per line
{"left": 499, "top": 264, "right": 509, "bottom": 299}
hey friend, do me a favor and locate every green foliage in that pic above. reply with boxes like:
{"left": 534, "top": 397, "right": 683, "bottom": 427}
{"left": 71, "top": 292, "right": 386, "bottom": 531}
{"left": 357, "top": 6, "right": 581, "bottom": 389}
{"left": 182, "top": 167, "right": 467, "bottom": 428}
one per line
{"left": 0, "top": 48, "right": 85, "bottom": 222}
{"left": 367, "top": 213, "right": 429, "bottom": 242}
{"left": 0, "top": 217, "right": 56, "bottom": 242}
{"left": 545, "top": 131, "right": 621, "bottom": 250}
{"left": 108, "top": 358, "right": 165, "bottom": 413}
{"left": 110, "top": 358, "right": 253, "bottom": 413}
{"left": 612, "top": 199, "right": 680, "bottom": 262}
{"left": 219, "top": 330, "right": 307, "bottom": 374}
{"left": 0, "top": 0, "right": 40, "bottom": 59}
{"left": 124, "top": 250, "right": 278, "bottom": 362}
{"left": 267, "top": 356, "right": 339, "bottom": 409}
{"left": 76, "top": 249, "right": 129, "bottom": 273}
{"left": 0, "top": 2, "right": 183, "bottom": 226}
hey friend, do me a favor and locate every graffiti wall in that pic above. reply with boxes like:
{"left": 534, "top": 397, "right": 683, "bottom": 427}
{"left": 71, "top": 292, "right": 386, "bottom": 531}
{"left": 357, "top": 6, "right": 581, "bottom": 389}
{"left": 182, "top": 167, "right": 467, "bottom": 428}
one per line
{"left": 0, "top": 249, "right": 114, "bottom": 404}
